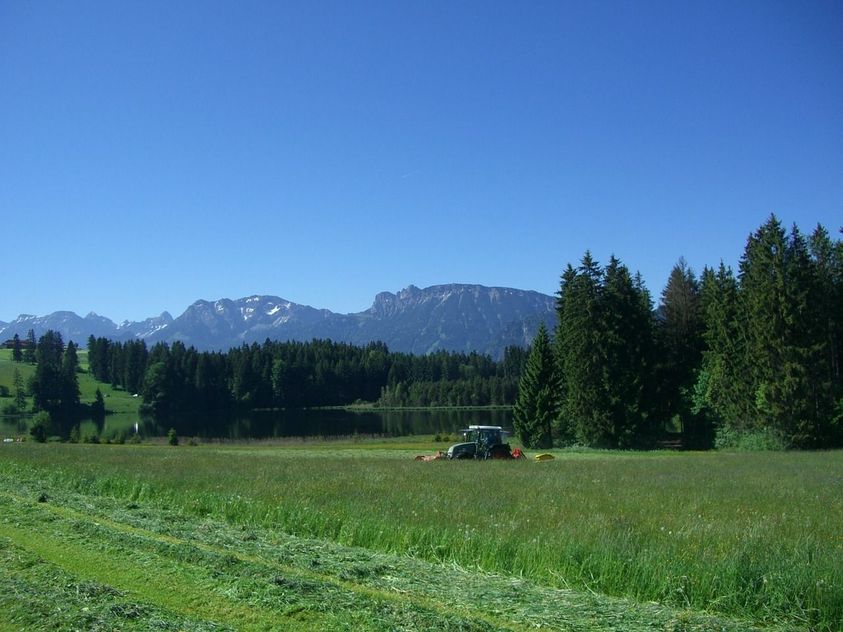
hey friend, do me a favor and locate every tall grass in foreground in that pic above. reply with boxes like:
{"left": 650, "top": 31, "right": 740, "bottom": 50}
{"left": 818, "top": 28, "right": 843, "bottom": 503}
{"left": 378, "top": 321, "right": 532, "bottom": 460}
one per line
{"left": 1, "top": 445, "right": 840, "bottom": 630}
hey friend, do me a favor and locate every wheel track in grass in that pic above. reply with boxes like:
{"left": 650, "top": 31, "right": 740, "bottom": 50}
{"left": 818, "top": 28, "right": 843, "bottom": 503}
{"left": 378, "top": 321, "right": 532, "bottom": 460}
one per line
{"left": 0, "top": 478, "right": 786, "bottom": 631}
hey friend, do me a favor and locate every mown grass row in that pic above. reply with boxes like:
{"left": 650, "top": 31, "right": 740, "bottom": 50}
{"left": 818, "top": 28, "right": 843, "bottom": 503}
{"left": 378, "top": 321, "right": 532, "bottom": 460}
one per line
{"left": 0, "top": 491, "right": 493, "bottom": 630}
{"left": 0, "top": 476, "right": 768, "bottom": 631}
{"left": 0, "top": 443, "right": 840, "bottom": 630}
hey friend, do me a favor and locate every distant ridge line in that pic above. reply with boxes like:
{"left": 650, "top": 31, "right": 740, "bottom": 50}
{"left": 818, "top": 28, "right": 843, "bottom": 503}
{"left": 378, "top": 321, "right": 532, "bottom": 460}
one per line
{"left": 0, "top": 283, "right": 556, "bottom": 359}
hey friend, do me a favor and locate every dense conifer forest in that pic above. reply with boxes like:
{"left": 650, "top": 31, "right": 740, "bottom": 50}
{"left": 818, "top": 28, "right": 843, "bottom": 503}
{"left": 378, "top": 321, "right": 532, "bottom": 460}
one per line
{"left": 514, "top": 216, "right": 842, "bottom": 449}
{"left": 83, "top": 336, "right": 528, "bottom": 420}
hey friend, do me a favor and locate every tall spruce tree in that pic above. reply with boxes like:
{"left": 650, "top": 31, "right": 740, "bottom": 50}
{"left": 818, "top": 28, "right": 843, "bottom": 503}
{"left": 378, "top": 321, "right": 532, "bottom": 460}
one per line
{"left": 61, "top": 341, "right": 81, "bottom": 416}
{"left": 694, "top": 217, "right": 843, "bottom": 448}
{"left": 739, "top": 216, "right": 789, "bottom": 435}
{"left": 124, "top": 341, "right": 148, "bottom": 395}
{"left": 512, "top": 323, "right": 560, "bottom": 448}
{"left": 87, "top": 336, "right": 113, "bottom": 383}
{"left": 141, "top": 361, "right": 174, "bottom": 419}
{"left": 31, "top": 330, "right": 65, "bottom": 414}
{"left": 738, "top": 217, "right": 830, "bottom": 446}
{"left": 696, "top": 263, "right": 749, "bottom": 435}
{"left": 659, "top": 259, "right": 702, "bottom": 387}
{"left": 13, "top": 368, "right": 26, "bottom": 411}
{"left": 555, "top": 253, "right": 655, "bottom": 447}
{"left": 658, "top": 258, "right": 706, "bottom": 444}
{"left": 601, "top": 256, "right": 656, "bottom": 447}
{"left": 553, "top": 265, "right": 576, "bottom": 442}
{"left": 11, "top": 334, "right": 22, "bottom": 362}
{"left": 557, "top": 253, "right": 611, "bottom": 446}
{"left": 808, "top": 225, "right": 843, "bottom": 444}
{"left": 23, "top": 329, "right": 36, "bottom": 363}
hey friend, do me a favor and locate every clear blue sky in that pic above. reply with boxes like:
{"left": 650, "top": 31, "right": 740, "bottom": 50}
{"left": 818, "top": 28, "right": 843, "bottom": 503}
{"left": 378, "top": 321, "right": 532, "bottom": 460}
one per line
{"left": 1, "top": 0, "right": 841, "bottom": 323}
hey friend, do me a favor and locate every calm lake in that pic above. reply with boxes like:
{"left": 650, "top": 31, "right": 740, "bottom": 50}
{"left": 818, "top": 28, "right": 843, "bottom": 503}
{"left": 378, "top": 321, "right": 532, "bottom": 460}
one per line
{"left": 1, "top": 408, "right": 513, "bottom": 441}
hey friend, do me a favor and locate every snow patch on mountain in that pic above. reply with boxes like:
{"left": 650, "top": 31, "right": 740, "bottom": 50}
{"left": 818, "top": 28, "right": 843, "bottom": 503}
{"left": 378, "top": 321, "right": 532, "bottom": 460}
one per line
{"left": 2, "top": 285, "right": 555, "bottom": 358}
{"left": 267, "top": 305, "right": 283, "bottom": 316}
{"left": 137, "top": 323, "right": 170, "bottom": 338}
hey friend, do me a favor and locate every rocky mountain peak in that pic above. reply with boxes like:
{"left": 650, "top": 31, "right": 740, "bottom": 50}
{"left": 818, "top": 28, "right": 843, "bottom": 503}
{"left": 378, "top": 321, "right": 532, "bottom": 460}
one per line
{"left": 396, "top": 284, "right": 422, "bottom": 301}
{"left": 1, "top": 283, "right": 555, "bottom": 358}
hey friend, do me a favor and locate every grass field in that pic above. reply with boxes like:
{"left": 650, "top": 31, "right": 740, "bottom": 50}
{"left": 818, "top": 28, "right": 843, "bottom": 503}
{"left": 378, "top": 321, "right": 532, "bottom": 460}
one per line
{"left": 0, "top": 442, "right": 839, "bottom": 631}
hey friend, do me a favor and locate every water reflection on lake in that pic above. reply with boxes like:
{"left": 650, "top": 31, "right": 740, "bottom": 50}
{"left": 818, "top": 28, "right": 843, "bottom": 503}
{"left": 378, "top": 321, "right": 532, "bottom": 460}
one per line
{"left": 0, "top": 412, "right": 140, "bottom": 441}
{"left": 2, "top": 408, "right": 513, "bottom": 441}
{"left": 145, "top": 408, "right": 514, "bottom": 440}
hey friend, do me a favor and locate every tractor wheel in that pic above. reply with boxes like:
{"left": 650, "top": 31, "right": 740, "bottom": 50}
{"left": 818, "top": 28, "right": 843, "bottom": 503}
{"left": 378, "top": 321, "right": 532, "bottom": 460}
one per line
{"left": 487, "top": 445, "right": 512, "bottom": 459}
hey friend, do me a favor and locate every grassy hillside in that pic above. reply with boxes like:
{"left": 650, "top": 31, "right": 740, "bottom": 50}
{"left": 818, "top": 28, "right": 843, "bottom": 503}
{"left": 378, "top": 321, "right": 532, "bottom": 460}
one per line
{"left": 0, "top": 348, "right": 35, "bottom": 404}
{"left": 0, "top": 442, "right": 839, "bottom": 630}
{"left": 76, "top": 350, "right": 143, "bottom": 414}
{"left": 0, "top": 348, "right": 141, "bottom": 419}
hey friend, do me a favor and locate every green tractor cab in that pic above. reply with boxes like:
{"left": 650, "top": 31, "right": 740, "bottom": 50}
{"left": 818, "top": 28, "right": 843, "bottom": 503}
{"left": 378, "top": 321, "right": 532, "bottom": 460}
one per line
{"left": 446, "top": 425, "right": 515, "bottom": 460}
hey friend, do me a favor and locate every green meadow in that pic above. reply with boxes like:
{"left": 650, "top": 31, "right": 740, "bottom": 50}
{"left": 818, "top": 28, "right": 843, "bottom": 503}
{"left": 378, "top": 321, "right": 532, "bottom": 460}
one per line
{"left": 0, "top": 442, "right": 840, "bottom": 630}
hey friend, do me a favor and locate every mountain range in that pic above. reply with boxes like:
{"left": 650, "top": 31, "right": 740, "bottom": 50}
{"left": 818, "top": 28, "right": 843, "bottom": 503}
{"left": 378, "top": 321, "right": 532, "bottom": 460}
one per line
{"left": 0, "top": 284, "right": 556, "bottom": 359}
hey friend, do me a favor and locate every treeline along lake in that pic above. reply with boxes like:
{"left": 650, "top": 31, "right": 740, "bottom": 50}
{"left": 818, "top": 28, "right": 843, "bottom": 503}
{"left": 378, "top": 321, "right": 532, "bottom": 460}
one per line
{"left": 3, "top": 334, "right": 524, "bottom": 440}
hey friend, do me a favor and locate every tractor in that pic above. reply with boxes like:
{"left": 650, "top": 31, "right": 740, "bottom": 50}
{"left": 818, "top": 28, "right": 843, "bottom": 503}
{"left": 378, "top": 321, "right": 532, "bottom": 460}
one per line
{"left": 446, "top": 425, "right": 519, "bottom": 460}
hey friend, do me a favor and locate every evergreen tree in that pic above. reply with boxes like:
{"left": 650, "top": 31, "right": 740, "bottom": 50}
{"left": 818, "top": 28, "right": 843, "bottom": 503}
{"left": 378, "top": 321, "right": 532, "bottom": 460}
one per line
{"left": 808, "top": 225, "right": 843, "bottom": 444}
{"left": 696, "top": 263, "right": 749, "bottom": 434}
{"left": 87, "top": 336, "right": 112, "bottom": 383}
{"left": 739, "top": 216, "right": 790, "bottom": 435}
{"left": 11, "top": 334, "right": 22, "bottom": 362}
{"left": 194, "top": 352, "right": 228, "bottom": 412}
{"left": 693, "top": 217, "right": 843, "bottom": 448}
{"left": 61, "top": 341, "right": 81, "bottom": 414}
{"left": 91, "top": 388, "right": 106, "bottom": 424}
{"left": 600, "top": 256, "right": 656, "bottom": 447}
{"left": 738, "top": 217, "right": 831, "bottom": 446}
{"left": 557, "top": 253, "right": 610, "bottom": 446}
{"left": 512, "top": 323, "right": 560, "bottom": 448}
{"left": 553, "top": 265, "right": 576, "bottom": 440}
{"left": 31, "top": 330, "right": 65, "bottom": 413}
{"left": 109, "top": 343, "right": 122, "bottom": 388}
{"left": 23, "top": 329, "right": 36, "bottom": 363}
{"left": 141, "top": 361, "right": 173, "bottom": 419}
{"left": 232, "top": 345, "right": 257, "bottom": 404}
{"left": 124, "top": 341, "right": 148, "bottom": 394}
{"left": 659, "top": 259, "right": 702, "bottom": 388}
{"left": 555, "top": 253, "right": 656, "bottom": 448}
{"left": 657, "top": 258, "right": 707, "bottom": 444}
{"left": 13, "top": 368, "right": 26, "bottom": 411}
